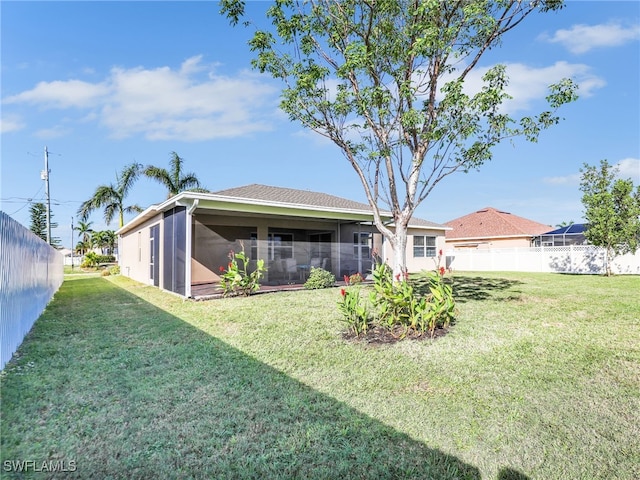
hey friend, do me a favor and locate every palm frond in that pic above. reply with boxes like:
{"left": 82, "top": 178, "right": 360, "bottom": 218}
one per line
{"left": 119, "top": 163, "right": 142, "bottom": 198}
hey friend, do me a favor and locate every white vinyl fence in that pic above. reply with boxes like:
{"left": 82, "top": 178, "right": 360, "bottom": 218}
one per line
{"left": 0, "top": 212, "right": 63, "bottom": 369}
{"left": 447, "top": 245, "right": 640, "bottom": 275}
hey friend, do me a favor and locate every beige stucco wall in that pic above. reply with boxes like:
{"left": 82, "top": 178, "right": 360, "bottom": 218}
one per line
{"left": 446, "top": 236, "right": 533, "bottom": 249}
{"left": 118, "top": 214, "right": 162, "bottom": 286}
{"left": 382, "top": 228, "right": 447, "bottom": 273}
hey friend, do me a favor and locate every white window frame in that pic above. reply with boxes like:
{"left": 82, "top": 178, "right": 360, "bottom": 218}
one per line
{"left": 413, "top": 235, "right": 437, "bottom": 258}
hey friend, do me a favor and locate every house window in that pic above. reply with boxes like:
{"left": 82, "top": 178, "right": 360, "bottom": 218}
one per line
{"left": 353, "top": 232, "right": 372, "bottom": 258}
{"left": 413, "top": 236, "right": 436, "bottom": 257}
{"left": 268, "top": 233, "right": 293, "bottom": 260}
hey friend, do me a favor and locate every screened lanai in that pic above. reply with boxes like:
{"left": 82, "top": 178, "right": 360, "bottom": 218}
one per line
{"left": 533, "top": 224, "right": 588, "bottom": 247}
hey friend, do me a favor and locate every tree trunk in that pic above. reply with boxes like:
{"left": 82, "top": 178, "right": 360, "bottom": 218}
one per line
{"left": 380, "top": 213, "right": 410, "bottom": 281}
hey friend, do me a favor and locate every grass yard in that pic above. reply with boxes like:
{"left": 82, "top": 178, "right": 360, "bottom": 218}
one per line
{"left": 1, "top": 272, "right": 639, "bottom": 479}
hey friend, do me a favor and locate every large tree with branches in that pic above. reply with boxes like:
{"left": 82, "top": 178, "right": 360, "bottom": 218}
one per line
{"left": 221, "top": 0, "right": 578, "bottom": 276}
{"left": 580, "top": 160, "right": 640, "bottom": 276}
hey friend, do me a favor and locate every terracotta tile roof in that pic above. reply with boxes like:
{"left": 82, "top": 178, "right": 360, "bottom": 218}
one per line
{"left": 445, "top": 207, "right": 551, "bottom": 239}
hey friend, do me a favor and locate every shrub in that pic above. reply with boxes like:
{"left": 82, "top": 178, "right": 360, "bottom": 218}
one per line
{"left": 337, "top": 262, "right": 456, "bottom": 338}
{"left": 219, "top": 247, "right": 266, "bottom": 297}
{"left": 81, "top": 252, "right": 99, "bottom": 268}
{"left": 304, "top": 267, "right": 336, "bottom": 289}
{"left": 337, "top": 287, "right": 370, "bottom": 335}
{"left": 101, "top": 269, "right": 111, "bottom": 276}
{"left": 109, "top": 265, "right": 120, "bottom": 275}
{"left": 96, "top": 254, "right": 116, "bottom": 264}
{"left": 81, "top": 253, "right": 116, "bottom": 269}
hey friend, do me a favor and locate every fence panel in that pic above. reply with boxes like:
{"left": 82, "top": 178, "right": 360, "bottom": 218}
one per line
{"left": 447, "top": 245, "right": 640, "bottom": 275}
{"left": 0, "top": 212, "right": 63, "bottom": 369}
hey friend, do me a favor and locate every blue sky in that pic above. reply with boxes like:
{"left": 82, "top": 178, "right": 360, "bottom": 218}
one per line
{"left": 1, "top": 1, "right": 639, "bottom": 249}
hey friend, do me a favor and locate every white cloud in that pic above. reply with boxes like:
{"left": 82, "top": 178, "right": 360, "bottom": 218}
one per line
{"left": 2, "top": 56, "right": 279, "bottom": 141}
{"left": 35, "top": 126, "right": 73, "bottom": 140}
{"left": 615, "top": 158, "right": 640, "bottom": 181}
{"left": 543, "top": 173, "right": 581, "bottom": 185}
{"left": 459, "top": 61, "right": 605, "bottom": 113}
{"left": 544, "top": 158, "right": 640, "bottom": 185}
{"left": 0, "top": 115, "right": 25, "bottom": 133}
{"left": 540, "top": 22, "right": 640, "bottom": 54}
{"left": 3, "top": 79, "right": 109, "bottom": 108}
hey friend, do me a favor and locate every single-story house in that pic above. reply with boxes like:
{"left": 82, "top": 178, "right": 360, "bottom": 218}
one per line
{"left": 532, "top": 223, "right": 589, "bottom": 247}
{"left": 445, "top": 207, "right": 551, "bottom": 249}
{"left": 116, "top": 184, "right": 448, "bottom": 298}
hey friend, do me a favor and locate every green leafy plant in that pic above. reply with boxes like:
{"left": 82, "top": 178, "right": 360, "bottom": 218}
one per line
{"left": 304, "top": 267, "right": 336, "bottom": 289}
{"left": 96, "top": 254, "right": 116, "bottom": 264}
{"left": 337, "top": 287, "right": 370, "bottom": 335}
{"left": 337, "top": 262, "right": 456, "bottom": 338}
{"left": 81, "top": 252, "right": 99, "bottom": 268}
{"left": 109, "top": 265, "right": 121, "bottom": 275}
{"left": 219, "top": 246, "right": 266, "bottom": 297}
{"left": 418, "top": 271, "right": 456, "bottom": 337}
{"left": 369, "top": 262, "right": 418, "bottom": 330}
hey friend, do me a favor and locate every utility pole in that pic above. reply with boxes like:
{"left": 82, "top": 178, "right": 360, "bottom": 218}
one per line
{"left": 41, "top": 146, "right": 52, "bottom": 245}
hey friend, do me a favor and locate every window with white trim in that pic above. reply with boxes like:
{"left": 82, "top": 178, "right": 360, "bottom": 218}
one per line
{"left": 353, "top": 232, "right": 372, "bottom": 258}
{"left": 413, "top": 235, "right": 436, "bottom": 257}
{"left": 268, "top": 233, "right": 293, "bottom": 260}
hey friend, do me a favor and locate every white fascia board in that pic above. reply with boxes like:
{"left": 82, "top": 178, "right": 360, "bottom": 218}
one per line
{"left": 116, "top": 192, "right": 390, "bottom": 235}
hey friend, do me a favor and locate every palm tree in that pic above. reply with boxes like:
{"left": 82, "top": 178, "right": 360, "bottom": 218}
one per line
{"left": 90, "top": 230, "right": 116, "bottom": 255}
{"left": 74, "top": 220, "right": 94, "bottom": 254}
{"left": 78, "top": 163, "right": 144, "bottom": 228}
{"left": 143, "top": 151, "right": 204, "bottom": 198}
{"left": 102, "top": 230, "right": 117, "bottom": 255}
{"left": 555, "top": 221, "right": 575, "bottom": 229}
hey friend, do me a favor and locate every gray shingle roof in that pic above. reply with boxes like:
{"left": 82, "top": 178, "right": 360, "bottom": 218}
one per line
{"left": 212, "top": 184, "right": 446, "bottom": 229}
{"left": 212, "top": 184, "right": 374, "bottom": 212}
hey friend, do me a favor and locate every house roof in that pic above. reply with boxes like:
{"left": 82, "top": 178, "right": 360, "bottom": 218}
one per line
{"left": 541, "top": 223, "right": 587, "bottom": 235}
{"left": 212, "top": 184, "right": 373, "bottom": 212}
{"left": 445, "top": 207, "right": 551, "bottom": 240}
{"left": 213, "top": 184, "right": 446, "bottom": 230}
{"left": 117, "top": 184, "right": 447, "bottom": 235}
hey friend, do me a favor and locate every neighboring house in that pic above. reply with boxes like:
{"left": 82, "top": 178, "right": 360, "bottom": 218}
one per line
{"left": 116, "top": 184, "right": 448, "bottom": 298}
{"left": 445, "top": 207, "right": 551, "bottom": 249}
{"left": 532, "top": 223, "right": 589, "bottom": 247}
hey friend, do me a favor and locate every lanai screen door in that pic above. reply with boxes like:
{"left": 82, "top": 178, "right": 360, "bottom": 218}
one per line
{"left": 149, "top": 224, "right": 160, "bottom": 287}
{"left": 163, "top": 207, "right": 186, "bottom": 295}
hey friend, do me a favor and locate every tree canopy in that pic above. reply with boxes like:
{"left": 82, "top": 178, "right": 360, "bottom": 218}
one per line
{"left": 221, "top": 0, "right": 578, "bottom": 275}
{"left": 29, "top": 202, "right": 61, "bottom": 248}
{"left": 77, "top": 163, "right": 144, "bottom": 228}
{"left": 580, "top": 159, "right": 640, "bottom": 276}
{"left": 143, "top": 151, "right": 204, "bottom": 198}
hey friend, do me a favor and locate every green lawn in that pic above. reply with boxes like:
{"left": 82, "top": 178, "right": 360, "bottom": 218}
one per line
{"left": 1, "top": 272, "right": 639, "bottom": 479}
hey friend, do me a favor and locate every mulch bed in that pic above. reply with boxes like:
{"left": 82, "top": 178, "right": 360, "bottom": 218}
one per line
{"left": 342, "top": 325, "right": 450, "bottom": 344}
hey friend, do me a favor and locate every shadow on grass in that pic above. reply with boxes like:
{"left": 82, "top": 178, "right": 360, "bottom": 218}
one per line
{"left": 449, "top": 275, "right": 523, "bottom": 303}
{"left": 498, "top": 467, "right": 531, "bottom": 480}
{"left": 1, "top": 277, "right": 481, "bottom": 479}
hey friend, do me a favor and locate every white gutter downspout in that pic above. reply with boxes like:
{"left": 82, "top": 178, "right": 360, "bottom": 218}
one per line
{"left": 184, "top": 199, "right": 199, "bottom": 298}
